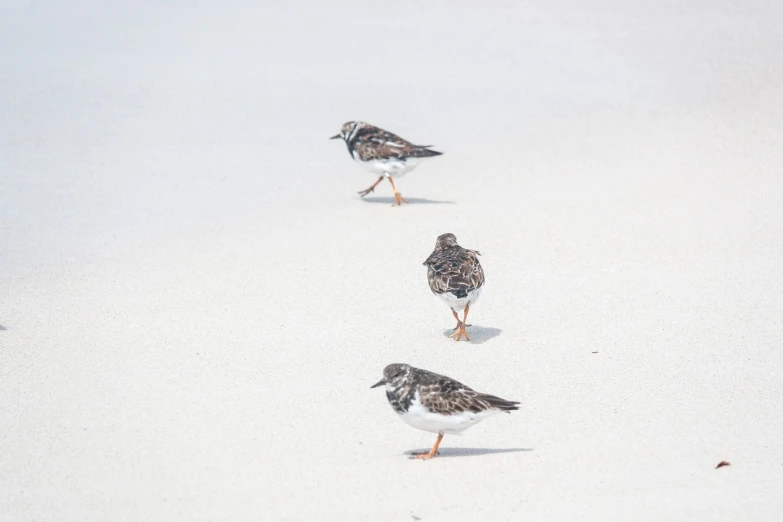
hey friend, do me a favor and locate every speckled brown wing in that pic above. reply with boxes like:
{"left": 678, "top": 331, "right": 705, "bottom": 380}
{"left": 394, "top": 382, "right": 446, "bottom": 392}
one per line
{"left": 352, "top": 126, "right": 441, "bottom": 161}
{"left": 423, "top": 247, "right": 485, "bottom": 297}
{"left": 416, "top": 374, "right": 519, "bottom": 415}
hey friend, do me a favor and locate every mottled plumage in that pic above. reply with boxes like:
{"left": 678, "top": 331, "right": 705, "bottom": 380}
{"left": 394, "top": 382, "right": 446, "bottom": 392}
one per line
{"left": 371, "top": 364, "right": 519, "bottom": 460}
{"left": 330, "top": 121, "right": 442, "bottom": 206}
{"left": 423, "top": 233, "right": 485, "bottom": 341}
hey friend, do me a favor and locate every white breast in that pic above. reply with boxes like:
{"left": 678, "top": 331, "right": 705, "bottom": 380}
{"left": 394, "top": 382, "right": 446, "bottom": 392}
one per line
{"left": 436, "top": 286, "right": 482, "bottom": 312}
{"left": 351, "top": 153, "right": 423, "bottom": 178}
{"left": 398, "top": 391, "right": 498, "bottom": 435}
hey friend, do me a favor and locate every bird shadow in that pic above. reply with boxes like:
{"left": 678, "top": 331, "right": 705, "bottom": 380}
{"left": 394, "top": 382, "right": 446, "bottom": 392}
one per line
{"left": 0, "top": 325, "right": 6, "bottom": 331}
{"left": 405, "top": 447, "right": 532, "bottom": 459}
{"left": 360, "top": 196, "right": 455, "bottom": 205}
{"left": 442, "top": 325, "right": 502, "bottom": 344}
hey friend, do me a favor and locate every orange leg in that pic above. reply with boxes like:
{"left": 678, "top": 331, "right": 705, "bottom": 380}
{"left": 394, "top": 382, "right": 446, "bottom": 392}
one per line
{"left": 451, "top": 307, "right": 472, "bottom": 330}
{"left": 410, "top": 433, "right": 444, "bottom": 460}
{"left": 387, "top": 177, "right": 408, "bottom": 206}
{"left": 358, "top": 176, "right": 384, "bottom": 197}
{"left": 463, "top": 304, "right": 471, "bottom": 329}
{"left": 449, "top": 304, "right": 471, "bottom": 341}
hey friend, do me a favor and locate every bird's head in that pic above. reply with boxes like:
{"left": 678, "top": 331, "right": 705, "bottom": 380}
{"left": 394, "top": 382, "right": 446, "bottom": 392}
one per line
{"left": 371, "top": 363, "right": 412, "bottom": 390}
{"left": 433, "top": 233, "right": 459, "bottom": 251}
{"left": 329, "top": 121, "right": 362, "bottom": 141}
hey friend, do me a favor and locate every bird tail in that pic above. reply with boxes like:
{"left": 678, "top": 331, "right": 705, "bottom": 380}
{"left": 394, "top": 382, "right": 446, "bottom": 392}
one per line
{"left": 412, "top": 147, "right": 443, "bottom": 157}
{"left": 481, "top": 394, "right": 520, "bottom": 411}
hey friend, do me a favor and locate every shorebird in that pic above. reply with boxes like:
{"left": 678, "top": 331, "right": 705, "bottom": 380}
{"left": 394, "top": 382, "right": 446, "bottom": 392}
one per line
{"left": 330, "top": 121, "right": 442, "bottom": 206}
{"left": 423, "top": 233, "right": 485, "bottom": 341}
{"left": 371, "top": 363, "right": 519, "bottom": 460}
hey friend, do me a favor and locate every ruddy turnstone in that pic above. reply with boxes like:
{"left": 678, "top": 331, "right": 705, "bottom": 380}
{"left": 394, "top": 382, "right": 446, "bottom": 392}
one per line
{"left": 423, "top": 233, "right": 485, "bottom": 341}
{"left": 371, "top": 363, "right": 519, "bottom": 460}
{"left": 330, "top": 121, "right": 442, "bottom": 206}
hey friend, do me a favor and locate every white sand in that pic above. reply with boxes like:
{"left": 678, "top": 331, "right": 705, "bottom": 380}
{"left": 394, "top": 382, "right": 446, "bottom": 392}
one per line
{"left": 2, "top": 0, "right": 783, "bottom": 520}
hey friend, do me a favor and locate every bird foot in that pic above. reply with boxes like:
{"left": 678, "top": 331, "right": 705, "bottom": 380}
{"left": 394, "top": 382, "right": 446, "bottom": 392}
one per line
{"left": 358, "top": 186, "right": 375, "bottom": 197}
{"left": 392, "top": 191, "right": 408, "bottom": 206}
{"left": 453, "top": 321, "right": 473, "bottom": 330}
{"left": 449, "top": 325, "right": 470, "bottom": 341}
{"left": 408, "top": 451, "right": 439, "bottom": 460}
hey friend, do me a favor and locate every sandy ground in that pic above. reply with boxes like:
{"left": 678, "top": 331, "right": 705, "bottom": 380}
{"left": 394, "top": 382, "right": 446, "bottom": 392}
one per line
{"left": 2, "top": 1, "right": 783, "bottom": 520}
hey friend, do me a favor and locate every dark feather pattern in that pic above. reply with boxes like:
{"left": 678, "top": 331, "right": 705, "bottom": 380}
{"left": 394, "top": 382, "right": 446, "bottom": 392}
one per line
{"left": 337, "top": 121, "right": 442, "bottom": 162}
{"left": 379, "top": 364, "right": 519, "bottom": 416}
{"left": 423, "top": 233, "right": 485, "bottom": 297}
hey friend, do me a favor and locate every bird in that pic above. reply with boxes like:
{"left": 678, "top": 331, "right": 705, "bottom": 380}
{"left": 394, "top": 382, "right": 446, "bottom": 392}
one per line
{"left": 330, "top": 121, "right": 442, "bottom": 206}
{"left": 423, "top": 233, "right": 485, "bottom": 341}
{"left": 371, "top": 363, "right": 519, "bottom": 460}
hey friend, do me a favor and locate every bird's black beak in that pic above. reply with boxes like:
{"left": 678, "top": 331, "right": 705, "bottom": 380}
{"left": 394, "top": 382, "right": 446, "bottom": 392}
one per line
{"left": 329, "top": 134, "right": 342, "bottom": 140}
{"left": 370, "top": 379, "right": 386, "bottom": 389}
